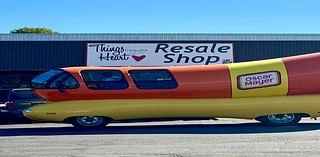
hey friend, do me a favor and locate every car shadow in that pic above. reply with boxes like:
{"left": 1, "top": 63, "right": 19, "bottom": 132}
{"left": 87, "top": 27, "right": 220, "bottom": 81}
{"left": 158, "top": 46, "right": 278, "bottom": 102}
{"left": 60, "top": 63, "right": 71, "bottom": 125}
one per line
{"left": 0, "top": 122, "right": 320, "bottom": 136}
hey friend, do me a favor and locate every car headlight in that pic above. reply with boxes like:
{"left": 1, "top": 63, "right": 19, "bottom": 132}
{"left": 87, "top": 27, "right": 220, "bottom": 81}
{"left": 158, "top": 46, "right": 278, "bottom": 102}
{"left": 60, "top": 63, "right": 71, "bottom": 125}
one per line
{"left": 23, "top": 109, "right": 33, "bottom": 113}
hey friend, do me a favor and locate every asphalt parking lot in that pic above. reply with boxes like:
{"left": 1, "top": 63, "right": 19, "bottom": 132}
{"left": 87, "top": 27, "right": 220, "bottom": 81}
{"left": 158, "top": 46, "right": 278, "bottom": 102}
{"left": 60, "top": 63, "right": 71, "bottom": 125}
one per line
{"left": 0, "top": 118, "right": 320, "bottom": 157}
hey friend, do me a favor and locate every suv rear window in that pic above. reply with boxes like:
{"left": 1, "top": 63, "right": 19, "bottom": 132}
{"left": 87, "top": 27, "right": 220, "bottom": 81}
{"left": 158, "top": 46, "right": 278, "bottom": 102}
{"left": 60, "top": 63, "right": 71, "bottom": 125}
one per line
{"left": 10, "top": 90, "right": 43, "bottom": 100}
{"left": 129, "top": 70, "right": 178, "bottom": 89}
{"left": 0, "top": 90, "right": 10, "bottom": 103}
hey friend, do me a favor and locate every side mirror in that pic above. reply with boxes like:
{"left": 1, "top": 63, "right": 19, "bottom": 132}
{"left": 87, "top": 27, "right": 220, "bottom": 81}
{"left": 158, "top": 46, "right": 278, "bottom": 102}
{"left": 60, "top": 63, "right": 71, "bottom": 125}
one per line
{"left": 56, "top": 81, "right": 65, "bottom": 93}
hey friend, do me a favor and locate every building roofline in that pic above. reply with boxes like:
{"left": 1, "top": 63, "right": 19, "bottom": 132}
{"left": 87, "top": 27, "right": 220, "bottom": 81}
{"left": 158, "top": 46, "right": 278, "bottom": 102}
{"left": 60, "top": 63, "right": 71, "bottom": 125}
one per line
{"left": 2, "top": 33, "right": 320, "bottom": 41}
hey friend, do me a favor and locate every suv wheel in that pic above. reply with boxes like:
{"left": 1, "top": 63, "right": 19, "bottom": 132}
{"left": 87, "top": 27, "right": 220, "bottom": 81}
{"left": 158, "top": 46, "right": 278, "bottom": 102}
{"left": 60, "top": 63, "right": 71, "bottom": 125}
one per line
{"left": 256, "top": 113, "right": 302, "bottom": 126}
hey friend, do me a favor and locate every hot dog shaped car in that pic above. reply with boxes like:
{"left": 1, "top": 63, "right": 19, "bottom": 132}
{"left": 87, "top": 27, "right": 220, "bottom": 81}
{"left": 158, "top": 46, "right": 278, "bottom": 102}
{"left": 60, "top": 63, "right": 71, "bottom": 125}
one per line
{"left": 23, "top": 52, "right": 320, "bottom": 128}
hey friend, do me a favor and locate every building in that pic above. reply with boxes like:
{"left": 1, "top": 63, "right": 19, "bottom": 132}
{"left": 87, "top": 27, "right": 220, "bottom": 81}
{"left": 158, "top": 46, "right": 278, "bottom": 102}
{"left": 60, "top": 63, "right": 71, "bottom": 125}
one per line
{"left": 1, "top": 33, "right": 320, "bottom": 88}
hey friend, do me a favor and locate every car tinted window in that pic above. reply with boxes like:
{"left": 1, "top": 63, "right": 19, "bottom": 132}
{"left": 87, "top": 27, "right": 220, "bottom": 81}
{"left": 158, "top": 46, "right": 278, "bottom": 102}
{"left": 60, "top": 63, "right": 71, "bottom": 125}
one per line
{"left": 0, "top": 90, "right": 10, "bottom": 102}
{"left": 11, "top": 90, "right": 43, "bottom": 100}
{"left": 48, "top": 73, "right": 79, "bottom": 89}
{"left": 32, "top": 69, "right": 79, "bottom": 89}
{"left": 32, "top": 70, "right": 64, "bottom": 88}
{"left": 81, "top": 70, "right": 128, "bottom": 90}
{"left": 129, "top": 70, "right": 178, "bottom": 89}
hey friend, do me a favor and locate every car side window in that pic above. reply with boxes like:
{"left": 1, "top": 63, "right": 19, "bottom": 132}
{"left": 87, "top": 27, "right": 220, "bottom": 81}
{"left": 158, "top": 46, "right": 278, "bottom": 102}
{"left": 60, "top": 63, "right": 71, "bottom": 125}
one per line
{"left": 81, "top": 70, "right": 129, "bottom": 90}
{"left": 129, "top": 70, "right": 178, "bottom": 89}
{"left": 48, "top": 73, "right": 79, "bottom": 89}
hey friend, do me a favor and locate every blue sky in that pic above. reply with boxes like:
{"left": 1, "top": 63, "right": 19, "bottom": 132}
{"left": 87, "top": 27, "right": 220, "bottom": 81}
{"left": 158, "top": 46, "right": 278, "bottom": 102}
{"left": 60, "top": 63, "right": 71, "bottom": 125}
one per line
{"left": 1, "top": 0, "right": 320, "bottom": 33}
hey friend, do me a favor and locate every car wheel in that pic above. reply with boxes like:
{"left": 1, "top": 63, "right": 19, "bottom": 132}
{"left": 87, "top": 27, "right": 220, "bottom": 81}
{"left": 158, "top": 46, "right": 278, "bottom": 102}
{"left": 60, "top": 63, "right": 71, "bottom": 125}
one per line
{"left": 256, "top": 113, "right": 302, "bottom": 126}
{"left": 71, "top": 116, "right": 110, "bottom": 129}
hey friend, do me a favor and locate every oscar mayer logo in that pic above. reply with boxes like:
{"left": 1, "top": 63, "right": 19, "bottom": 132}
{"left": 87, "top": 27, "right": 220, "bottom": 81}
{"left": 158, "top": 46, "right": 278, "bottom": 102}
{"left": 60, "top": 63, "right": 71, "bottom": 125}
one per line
{"left": 237, "top": 71, "right": 281, "bottom": 90}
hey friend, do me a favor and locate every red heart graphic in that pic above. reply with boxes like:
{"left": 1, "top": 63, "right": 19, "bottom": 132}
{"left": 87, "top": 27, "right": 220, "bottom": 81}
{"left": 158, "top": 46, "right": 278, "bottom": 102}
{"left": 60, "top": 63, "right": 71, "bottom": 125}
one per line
{"left": 132, "top": 55, "right": 146, "bottom": 62}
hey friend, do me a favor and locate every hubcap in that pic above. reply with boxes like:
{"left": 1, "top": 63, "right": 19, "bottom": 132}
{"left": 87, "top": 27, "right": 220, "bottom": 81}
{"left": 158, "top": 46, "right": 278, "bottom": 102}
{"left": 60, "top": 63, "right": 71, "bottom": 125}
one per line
{"left": 267, "top": 113, "right": 295, "bottom": 124}
{"left": 76, "top": 116, "right": 104, "bottom": 127}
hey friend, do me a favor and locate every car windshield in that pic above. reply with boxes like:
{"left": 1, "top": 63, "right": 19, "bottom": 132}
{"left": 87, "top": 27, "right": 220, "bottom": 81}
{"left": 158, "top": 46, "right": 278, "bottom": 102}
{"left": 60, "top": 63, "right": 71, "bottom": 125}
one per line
{"left": 32, "top": 69, "right": 64, "bottom": 89}
{"left": 32, "top": 69, "right": 79, "bottom": 89}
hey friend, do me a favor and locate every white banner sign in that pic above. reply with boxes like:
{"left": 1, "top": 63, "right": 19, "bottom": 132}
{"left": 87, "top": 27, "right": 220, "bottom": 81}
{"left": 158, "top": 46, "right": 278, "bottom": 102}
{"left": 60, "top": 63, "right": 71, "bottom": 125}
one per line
{"left": 87, "top": 43, "right": 234, "bottom": 66}
{"left": 237, "top": 71, "right": 281, "bottom": 90}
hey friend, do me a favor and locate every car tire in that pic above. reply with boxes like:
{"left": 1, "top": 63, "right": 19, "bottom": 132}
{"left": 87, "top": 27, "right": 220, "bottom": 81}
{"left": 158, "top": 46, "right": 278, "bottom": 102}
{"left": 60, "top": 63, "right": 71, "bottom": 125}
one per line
{"left": 70, "top": 116, "right": 110, "bottom": 129}
{"left": 255, "top": 113, "right": 302, "bottom": 126}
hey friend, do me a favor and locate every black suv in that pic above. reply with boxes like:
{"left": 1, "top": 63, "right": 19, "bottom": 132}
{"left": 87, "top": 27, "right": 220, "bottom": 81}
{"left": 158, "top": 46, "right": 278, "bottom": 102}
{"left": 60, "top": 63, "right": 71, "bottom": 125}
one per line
{"left": 0, "top": 88, "right": 47, "bottom": 123}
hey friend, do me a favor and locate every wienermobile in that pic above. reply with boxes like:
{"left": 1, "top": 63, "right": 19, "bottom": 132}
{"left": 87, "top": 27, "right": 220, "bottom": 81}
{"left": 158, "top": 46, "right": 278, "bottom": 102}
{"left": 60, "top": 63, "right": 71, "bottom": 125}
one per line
{"left": 23, "top": 52, "right": 320, "bottom": 128}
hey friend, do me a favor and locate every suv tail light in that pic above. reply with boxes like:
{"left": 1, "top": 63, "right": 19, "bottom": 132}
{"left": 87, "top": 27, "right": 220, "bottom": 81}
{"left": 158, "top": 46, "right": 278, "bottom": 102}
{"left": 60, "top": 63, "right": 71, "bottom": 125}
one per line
{"left": 5, "top": 101, "right": 16, "bottom": 109}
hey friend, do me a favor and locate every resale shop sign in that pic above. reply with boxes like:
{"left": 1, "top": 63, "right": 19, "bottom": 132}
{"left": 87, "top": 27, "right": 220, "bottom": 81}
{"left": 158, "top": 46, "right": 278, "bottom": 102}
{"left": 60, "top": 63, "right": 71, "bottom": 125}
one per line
{"left": 87, "top": 43, "right": 234, "bottom": 66}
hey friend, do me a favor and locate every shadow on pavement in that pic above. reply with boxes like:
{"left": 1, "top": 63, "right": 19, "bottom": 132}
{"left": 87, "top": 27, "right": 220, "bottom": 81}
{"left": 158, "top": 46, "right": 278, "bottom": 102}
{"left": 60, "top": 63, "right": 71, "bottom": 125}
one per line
{"left": 0, "top": 122, "right": 320, "bottom": 136}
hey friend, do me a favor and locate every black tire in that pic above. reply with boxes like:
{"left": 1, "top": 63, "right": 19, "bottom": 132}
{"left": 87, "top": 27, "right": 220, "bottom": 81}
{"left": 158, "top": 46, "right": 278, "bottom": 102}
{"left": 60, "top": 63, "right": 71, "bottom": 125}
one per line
{"left": 70, "top": 116, "right": 110, "bottom": 129}
{"left": 255, "top": 113, "right": 302, "bottom": 126}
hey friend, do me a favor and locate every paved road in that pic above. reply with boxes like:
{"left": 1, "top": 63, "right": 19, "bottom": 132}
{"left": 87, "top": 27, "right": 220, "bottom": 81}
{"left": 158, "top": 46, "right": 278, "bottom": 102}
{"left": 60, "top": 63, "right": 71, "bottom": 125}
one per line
{"left": 0, "top": 118, "right": 320, "bottom": 157}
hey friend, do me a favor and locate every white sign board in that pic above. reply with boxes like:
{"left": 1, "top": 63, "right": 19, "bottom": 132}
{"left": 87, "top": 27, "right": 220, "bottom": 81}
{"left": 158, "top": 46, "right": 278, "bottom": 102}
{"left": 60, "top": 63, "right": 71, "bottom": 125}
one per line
{"left": 237, "top": 71, "right": 281, "bottom": 90}
{"left": 87, "top": 43, "right": 233, "bottom": 66}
